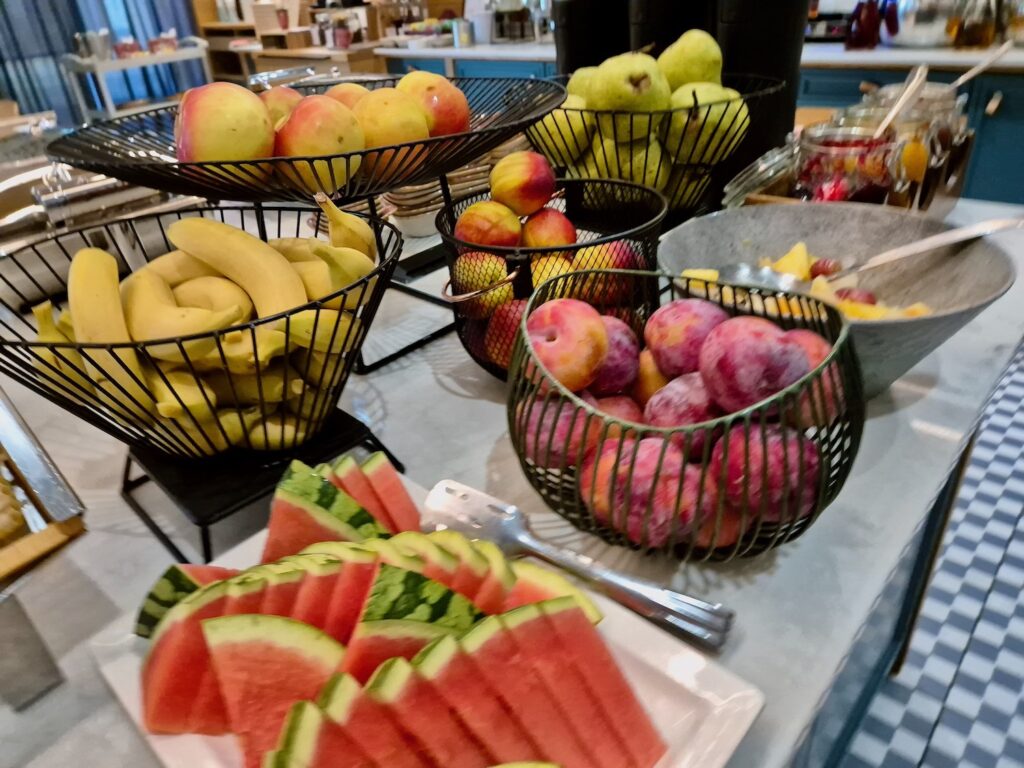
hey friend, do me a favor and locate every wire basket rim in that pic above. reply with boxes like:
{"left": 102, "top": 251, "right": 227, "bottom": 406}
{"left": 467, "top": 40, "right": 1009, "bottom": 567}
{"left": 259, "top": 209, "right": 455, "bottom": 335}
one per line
{"left": 46, "top": 76, "right": 567, "bottom": 176}
{"left": 518, "top": 268, "right": 854, "bottom": 431}
{"left": 435, "top": 177, "right": 669, "bottom": 257}
{"left": 0, "top": 204, "right": 404, "bottom": 351}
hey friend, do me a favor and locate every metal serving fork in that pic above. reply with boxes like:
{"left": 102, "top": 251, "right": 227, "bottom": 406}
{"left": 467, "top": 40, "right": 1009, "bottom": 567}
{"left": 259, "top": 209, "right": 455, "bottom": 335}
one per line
{"left": 425, "top": 480, "right": 734, "bottom": 652}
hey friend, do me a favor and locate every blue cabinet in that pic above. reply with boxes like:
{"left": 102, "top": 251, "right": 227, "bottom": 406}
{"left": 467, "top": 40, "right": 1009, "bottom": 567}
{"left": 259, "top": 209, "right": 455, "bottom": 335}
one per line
{"left": 797, "top": 68, "right": 959, "bottom": 108}
{"left": 453, "top": 59, "right": 554, "bottom": 78}
{"left": 963, "top": 74, "right": 1024, "bottom": 204}
{"left": 385, "top": 57, "right": 446, "bottom": 75}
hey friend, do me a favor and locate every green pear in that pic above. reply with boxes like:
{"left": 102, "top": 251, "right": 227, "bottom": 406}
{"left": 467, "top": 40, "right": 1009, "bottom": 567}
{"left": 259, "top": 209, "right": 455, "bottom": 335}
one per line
{"left": 579, "top": 135, "right": 670, "bottom": 191}
{"left": 664, "top": 166, "right": 712, "bottom": 209}
{"left": 588, "top": 53, "right": 671, "bottom": 142}
{"left": 657, "top": 29, "right": 723, "bottom": 91}
{"left": 530, "top": 94, "right": 595, "bottom": 163}
{"left": 663, "top": 82, "right": 749, "bottom": 165}
{"left": 566, "top": 67, "right": 598, "bottom": 101}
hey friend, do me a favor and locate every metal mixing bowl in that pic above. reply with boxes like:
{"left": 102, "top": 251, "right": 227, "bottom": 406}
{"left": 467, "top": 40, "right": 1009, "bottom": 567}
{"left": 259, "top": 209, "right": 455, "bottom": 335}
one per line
{"left": 658, "top": 203, "right": 1016, "bottom": 398}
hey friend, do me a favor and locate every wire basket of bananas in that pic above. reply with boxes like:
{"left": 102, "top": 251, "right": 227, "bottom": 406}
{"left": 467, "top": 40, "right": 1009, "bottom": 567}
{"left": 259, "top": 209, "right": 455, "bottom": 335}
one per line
{"left": 0, "top": 198, "right": 402, "bottom": 458}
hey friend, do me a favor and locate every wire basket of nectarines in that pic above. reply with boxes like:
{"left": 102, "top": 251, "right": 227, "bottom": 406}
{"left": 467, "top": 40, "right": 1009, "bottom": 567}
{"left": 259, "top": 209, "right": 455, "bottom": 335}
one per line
{"left": 524, "top": 35, "right": 783, "bottom": 225}
{"left": 436, "top": 156, "right": 668, "bottom": 380}
{"left": 46, "top": 74, "right": 566, "bottom": 204}
{"left": 506, "top": 270, "right": 866, "bottom": 561}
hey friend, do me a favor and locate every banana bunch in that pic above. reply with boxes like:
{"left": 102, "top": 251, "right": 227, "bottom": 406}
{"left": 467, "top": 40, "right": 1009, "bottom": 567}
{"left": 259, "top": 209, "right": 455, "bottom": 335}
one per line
{"left": 31, "top": 205, "right": 380, "bottom": 456}
{"left": 0, "top": 472, "right": 26, "bottom": 545}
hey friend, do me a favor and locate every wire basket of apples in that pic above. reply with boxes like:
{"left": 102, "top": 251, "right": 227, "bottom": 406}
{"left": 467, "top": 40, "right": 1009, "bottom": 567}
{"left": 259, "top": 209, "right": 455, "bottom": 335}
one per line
{"left": 436, "top": 151, "right": 668, "bottom": 380}
{"left": 524, "top": 29, "right": 783, "bottom": 226}
{"left": 506, "top": 271, "right": 866, "bottom": 561}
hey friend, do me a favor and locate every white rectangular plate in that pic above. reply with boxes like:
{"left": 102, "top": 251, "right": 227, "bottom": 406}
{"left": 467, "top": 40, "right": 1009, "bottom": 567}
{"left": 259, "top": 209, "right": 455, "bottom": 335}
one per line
{"left": 91, "top": 489, "right": 763, "bottom": 768}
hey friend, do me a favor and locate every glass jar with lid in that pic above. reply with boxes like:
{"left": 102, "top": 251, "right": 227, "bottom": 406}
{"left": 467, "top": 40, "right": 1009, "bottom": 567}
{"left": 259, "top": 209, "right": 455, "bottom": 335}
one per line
{"left": 794, "top": 124, "right": 904, "bottom": 204}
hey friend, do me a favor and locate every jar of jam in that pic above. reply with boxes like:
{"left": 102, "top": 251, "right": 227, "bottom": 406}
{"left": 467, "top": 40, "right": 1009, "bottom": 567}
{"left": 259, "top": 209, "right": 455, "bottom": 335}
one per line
{"left": 795, "top": 124, "right": 902, "bottom": 204}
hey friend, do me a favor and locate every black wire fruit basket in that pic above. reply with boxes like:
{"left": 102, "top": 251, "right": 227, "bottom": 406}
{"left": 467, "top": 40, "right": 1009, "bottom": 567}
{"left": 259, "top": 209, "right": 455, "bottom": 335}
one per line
{"left": 506, "top": 270, "right": 865, "bottom": 561}
{"left": 525, "top": 74, "right": 784, "bottom": 227}
{"left": 0, "top": 204, "right": 401, "bottom": 459}
{"left": 46, "top": 77, "right": 566, "bottom": 204}
{"left": 435, "top": 178, "right": 667, "bottom": 381}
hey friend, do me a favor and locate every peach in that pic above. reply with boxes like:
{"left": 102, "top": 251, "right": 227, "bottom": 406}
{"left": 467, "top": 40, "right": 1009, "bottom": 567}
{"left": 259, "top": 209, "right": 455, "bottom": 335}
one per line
{"left": 709, "top": 424, "right": 820, "bottom": 522}
{"left": 595, "top": 395, "right": 644, "bottom": 440}
{"left": 396, "top": 71, "right": 471, "bottom": 136}
{"left": 531, "top": 255, "right": 573, "bottom": 293}
{"left": 694, "top": 501, "right": 747, "bottom": 550}
{"left": 259, "top": 86, "right": 303, "bottom": 128}
{"left": 698, "top": 316, "right": 812, "bottom": 413}
{"left": 454, "top": 201, "right": 522, "bottom": 248}
{"left": 785, "top": 329, "right": 842, "bottom": 428}
{"left": 569, "top": 240, "right": 639, "bottom": 304}
{"left": 175, "top": 82, "right": 274, "bottom": 163}
{"left": 274, "top": 95, "right": 364, "bottom": 194}
{"left": 631, "top": 349, "right": 670, "bottom": 407}
{"left": 643, "top": 299, "right": 728, "bottom": 377}
{"left": 579, "top": 437, "right": 708, "bottom": 547}
{"left": 526, "top": 298, "right": 608, "bottom": 392}
{"left": 519, "top": 390, "right": 599, "bottom": 468}
{"left": 352, "top": 88, "right": 430, "bottom": 176}
{"left": 484, "top": 299, "right": 527, "bottom": 370}
{"left": 589, "top": 316, "right": 639, "bottom": 396}
{"left": 325, "top": 82, "right": 370, "bottom": 110}
{"left": 490, "top": 151, "right": 556, "bottom": 216}
{"left": 522, "top": 208, "right": 577, "bottom": 252}
{"left": 451, "top": 251, "right": 513, "bottom": 319}
{"left": 643, "top": 372, "right": 720, "bottom": 459}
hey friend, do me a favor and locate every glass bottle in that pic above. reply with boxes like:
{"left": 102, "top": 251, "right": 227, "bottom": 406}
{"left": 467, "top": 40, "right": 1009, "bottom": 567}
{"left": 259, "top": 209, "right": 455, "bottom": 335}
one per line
{"left": 950, "top": 0, "right": 997, "bottom": 47}
{"left": 847, "top": 0, "right": 882, "bottom": 48}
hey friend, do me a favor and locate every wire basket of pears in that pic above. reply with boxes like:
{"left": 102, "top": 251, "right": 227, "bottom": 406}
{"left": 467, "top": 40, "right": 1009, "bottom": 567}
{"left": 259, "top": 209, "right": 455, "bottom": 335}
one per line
{"left": 0, "top": 198, "right": 402, "bottom": 459}
{"left": 506, "top": 269, "right": 865, "bottom": 561}
{"left": 524, "top": 31, "right": 783, "bottom": 223}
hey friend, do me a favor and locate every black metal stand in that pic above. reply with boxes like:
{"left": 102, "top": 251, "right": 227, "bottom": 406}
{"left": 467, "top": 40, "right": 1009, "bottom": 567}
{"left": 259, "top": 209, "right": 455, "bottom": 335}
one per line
{"left": 120, "top": 408, "right": 403, "bottom": 564}
{"left": 353, "top": 183, "right": 457, "bottom": 374}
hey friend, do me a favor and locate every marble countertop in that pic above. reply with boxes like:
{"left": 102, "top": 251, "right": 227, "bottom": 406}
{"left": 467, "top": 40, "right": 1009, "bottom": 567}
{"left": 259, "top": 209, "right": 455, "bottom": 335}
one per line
{"left": 2, "top": 199, "right": 1023, "bottom": 768}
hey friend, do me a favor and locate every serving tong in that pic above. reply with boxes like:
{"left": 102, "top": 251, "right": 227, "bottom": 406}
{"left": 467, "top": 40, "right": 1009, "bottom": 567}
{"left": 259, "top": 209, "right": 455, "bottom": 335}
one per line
{"left": 425, "top": 480, "right": 734, "bottom": 651}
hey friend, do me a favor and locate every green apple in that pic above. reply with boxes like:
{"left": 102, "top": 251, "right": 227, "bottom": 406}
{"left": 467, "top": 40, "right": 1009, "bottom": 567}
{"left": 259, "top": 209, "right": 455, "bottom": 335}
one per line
{"left": 530, "top": 94, "right": 595, "bottom": 163}
{"left": 566, "top": 67, "right": 598, "bottom": 101}
{"left": 664, "top": 82, "right": 749, "bottom": 165}
{"left": 657, "top": 29, "right": 723, "bottom": 91}
{"left": 579, "top": 135, "right": 670, "bottom": 191}
{"left": 588, "top": 53, "right": 671, "bottom": 142}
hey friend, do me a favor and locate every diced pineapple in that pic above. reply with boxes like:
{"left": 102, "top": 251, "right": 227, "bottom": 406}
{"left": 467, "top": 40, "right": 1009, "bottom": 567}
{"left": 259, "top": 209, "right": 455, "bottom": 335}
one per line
{"left": 809, "top": 276, "right": 840, "bottom": 306}
{"left": 679, "top": 268, "right": 720, "bottom": 297}
{"left": 838, "top": 299, "right": 892, "bottom": 320}
{"left": 901, "top": 302, "right": 932, "bottom": 318}
{"left": 772, "top": 241, "right": 812, "bottom": 281}
{"left": 680, "top": 268, "right": 719, "bottom": 282}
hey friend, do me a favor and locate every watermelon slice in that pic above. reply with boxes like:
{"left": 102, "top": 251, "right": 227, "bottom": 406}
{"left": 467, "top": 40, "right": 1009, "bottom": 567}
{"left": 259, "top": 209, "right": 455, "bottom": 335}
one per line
{"left": 365, "top": 657, "right": 493, "bottom": 768}
{"left": 427, "top": 530, "right": 490, "bottom": 598}
{"left": 203, "top": 614, "right": 346, "bottom": 768}
{"left": 361, "top": 452, "right": 421, "bottom": 532}
{"left": 540, "top": 597, "right": 666, "bottom": 767}
{"left": 135, "top": 563, "right": 239, "bottom": 638}
{"left": 253, "top": 562, "right": 308, "bottom": 617}
{"left": 282, "top": 554, "right": 345, "bottom": 629}
{"left": 143, "top": 581, "right": 232, "bottom": 735}
{"left": 360, "top": 563, "right": 482, "bottom": 632}
{"left": 282, "top": 460, "right": 391, "bottom": 541}
{"left": 501, "top": 603, "right": 630, "bottom": 768}
{"left": 332, "top": 455, "right": 398, "bottom": 533}
{"left": 319, "top": 673, "right": 432, "bottom": 768}
{"left": 502, "top": 560, "right": 602, "bottom": 624}
{"left": 344, "top": 620, "right": 456, "bottom": 684}
{"left": 389, "top": 531, "right": 460, "bottom": 584}
{"left": 345, "top": 539, "right": 425, "bottom": 572}
{"left": 262, "top": 489, "right": 363, "bottom": 564}
{"left": 460, "top": 616, "right": 597, "bottom": 768}
{"left": 470, "top": 540, "right": 516, "bottom": 614}
{"left": 414, "top": 635, "right": 541, "bottom": 764}
{"left": 261, "top": 750, "right": 308, "bottom": 768}
{"left": 274, "top": 701, "right": 377, "bottom": 768}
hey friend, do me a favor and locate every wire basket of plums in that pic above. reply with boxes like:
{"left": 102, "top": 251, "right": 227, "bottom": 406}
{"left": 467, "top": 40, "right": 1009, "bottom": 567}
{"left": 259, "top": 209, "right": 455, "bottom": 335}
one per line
{"left": 436, "top": 152, "right": 668, "bottom": 380}
{"left": 506, "top": 271, "right": 866, "bottom": 561}
{"left": 523, "top": 30, "right": 783, "bottom": 228}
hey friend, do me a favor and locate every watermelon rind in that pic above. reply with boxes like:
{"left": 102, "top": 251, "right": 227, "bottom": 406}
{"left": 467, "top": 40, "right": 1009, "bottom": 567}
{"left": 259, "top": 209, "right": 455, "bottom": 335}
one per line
{"left": 362, "top": 564, "right": 482, "bottom": 632}
{"left": 389, "top": 532, "right": 459, "bottom": 575}
{"left": 459, "top": 614, "right": 503, "bottom": 654}
{"left": 275, "top": 488, "right": 364, "bottom": 543}
{"left": 509, "top": 561, "right": 603, "bottom": 624}
{"left": 352, "top": 619, "right": 457, "bottom": 644}
{"left": 299, "top": 541, "right": 378, "bottom": 564}
{"left": 261, "top": 750, "right": 305, "bottom": 768}
{"left": 356, "top": 539, "right": 426, "bottom": 572}
{"left": 135, "top": 565, "right": 206, "bottom": 639}
{"left": 427, "top": 530, "right": 489, "bottom": 577}
{"left": 201, "top": 614, "right": 346, "bottom": 668}
{"left": 280, "top": 461, "right": 389, "bottom": 540}
{"left": 411, "top": 634, "right": 459, "bottom": 678}
{"left": 317, "top": 672, "right": 362, "bottom": 722}
{"left": 274, "top": 700, "right": 326, "bottom": 767}
{"left": 149, "top": 578, "right": 231, "bottom": 646}
{"left": 279, "top": 553, "right": 343, "bottom": 574}
{"left": 363, "top": 656, "right": 413, "bottom": 702}
{"left": 472, "top": 540, "right": 516, "bottom": 590}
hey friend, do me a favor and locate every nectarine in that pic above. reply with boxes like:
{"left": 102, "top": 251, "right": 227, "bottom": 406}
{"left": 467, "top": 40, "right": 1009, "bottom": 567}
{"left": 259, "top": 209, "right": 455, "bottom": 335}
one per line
{"left": 526, "top": 298, "right": 608, "bottom": 392}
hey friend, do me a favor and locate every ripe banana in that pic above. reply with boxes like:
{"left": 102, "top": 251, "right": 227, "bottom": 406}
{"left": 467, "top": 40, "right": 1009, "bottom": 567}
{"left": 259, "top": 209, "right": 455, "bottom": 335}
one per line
{"left": 143, "top": 249, "right": 220, "bottom": 287}
{"left": 314, "top": 193, "right": 377, "bottom": 258}
{"left": 291, "top": 260, "right": 343, "bottom": 310}
{"left": 68, "top": 248, "right": 155, "bottom": 420}
{"left": 160, "top": 406, "right": 265, "bottom": 456}
{"left": 56, "top": 308, "right": 75, "bottom": 340}
{"left": 292, "top": 348, "right": 343, "bottom": 382}
{"left": 173, "top": 276, "right": 255, "bottom": 320}
{"left": 202, "top": 362, "right": 304, "bottom": 405}
{"left": 122, "top": 269, "right": 243, "bottom": 362}
{"left": 193, "top": 327, "right": 288, "bottom": 374}
{"left": 166, "top": 218, "right": 307, "bottom": 318}
{"left": 246, "top": 413, "right": 308, "bottom": 451}
{"left": 284, "top": 309, "right": 360, "bottom": 354}
{"left": 312, "top": 242, "right": 377, "bottom": 310}
{"left": 285, "top": 390, "right": 331, "bottom": 420}
{"left": 146, "top": 368, "right": 217, "bottom": 421}
{"left": 268, "top": 238, "right": 320, "bottom": 263}
{"left": 31, "top": 301, "right": 93, "bottom": 397}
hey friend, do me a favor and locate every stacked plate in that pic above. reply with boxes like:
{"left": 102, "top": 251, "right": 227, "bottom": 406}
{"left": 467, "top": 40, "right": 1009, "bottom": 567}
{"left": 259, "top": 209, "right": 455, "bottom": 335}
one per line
{"left": 385, "top": 134, "right": 531, "bottom": 238}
